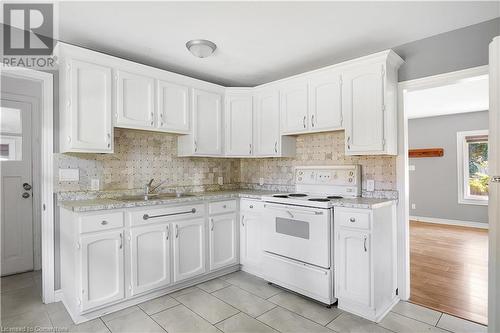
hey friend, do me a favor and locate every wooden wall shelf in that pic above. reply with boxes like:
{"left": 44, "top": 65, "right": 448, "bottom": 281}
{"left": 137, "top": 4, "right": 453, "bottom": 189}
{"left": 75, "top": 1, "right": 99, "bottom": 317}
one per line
{"left": 409, "top": 148, "right": 444, "bottom": 158}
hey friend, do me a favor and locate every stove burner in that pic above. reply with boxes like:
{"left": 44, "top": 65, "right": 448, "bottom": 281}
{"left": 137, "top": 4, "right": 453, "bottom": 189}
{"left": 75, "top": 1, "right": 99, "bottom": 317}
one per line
{"left": 273, "top": 194, "right": 289, "bottom": 198}
{"left": 308, "top": 198, "right": 331, "bottom": 202}
{"left": 327, "top": 196, "right": 343, "bottom": 199}
{"left": 288, "top": 193, "right": 308, "bottom": 197}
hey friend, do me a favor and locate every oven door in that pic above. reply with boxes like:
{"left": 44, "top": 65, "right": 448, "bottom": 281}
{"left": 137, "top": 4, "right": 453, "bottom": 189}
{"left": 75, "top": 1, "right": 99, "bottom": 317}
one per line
{"left": 262, "top": 203, "right": 331, "bottom": 268}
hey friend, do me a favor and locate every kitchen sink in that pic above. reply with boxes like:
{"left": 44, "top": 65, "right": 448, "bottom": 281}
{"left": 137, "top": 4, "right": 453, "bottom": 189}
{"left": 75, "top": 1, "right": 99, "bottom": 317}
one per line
{"left": 119, "top": 193, "right": 194, "bottom": 201}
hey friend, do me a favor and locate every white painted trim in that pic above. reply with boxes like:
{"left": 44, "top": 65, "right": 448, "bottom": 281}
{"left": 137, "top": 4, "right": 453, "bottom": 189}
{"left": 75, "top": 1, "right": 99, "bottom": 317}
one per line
{"left": 410, "top": 216, "right": 488, "bottom": 229}
{"left": 396, "top": 65, "right": 488, "bottom": 301}
{"left": 456, "top": 130, "right": 489, "bottom": 206}
{"left": 1, "top": 66, "right": 55, "bottom": 304}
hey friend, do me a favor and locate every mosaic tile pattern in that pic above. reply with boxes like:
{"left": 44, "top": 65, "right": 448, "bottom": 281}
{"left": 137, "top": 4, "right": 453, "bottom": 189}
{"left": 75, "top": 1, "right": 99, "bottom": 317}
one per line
{"left": 56, "top": 129, "right": 396, "bottom": 196}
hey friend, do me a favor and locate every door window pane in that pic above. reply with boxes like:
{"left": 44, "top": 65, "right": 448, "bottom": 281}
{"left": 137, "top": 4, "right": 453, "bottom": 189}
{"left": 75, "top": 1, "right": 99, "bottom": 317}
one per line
{"left": 0, "top": 135, "right": 22, "bottom": 161}
{"left": 0, "top": 107, "right": 22, "bottom": 134}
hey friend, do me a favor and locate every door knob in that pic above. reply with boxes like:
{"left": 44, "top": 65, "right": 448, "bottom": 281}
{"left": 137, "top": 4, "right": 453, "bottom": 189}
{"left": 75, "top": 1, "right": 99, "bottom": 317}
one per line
{"left": 23, "top": 183, "right": 32, "bottom": 190}
{"left": 22, "top": 192, "right": 30, "bottom": 199}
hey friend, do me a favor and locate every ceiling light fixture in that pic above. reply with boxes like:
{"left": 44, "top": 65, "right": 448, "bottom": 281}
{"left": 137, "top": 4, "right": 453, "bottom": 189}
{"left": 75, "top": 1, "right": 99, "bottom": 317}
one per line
{"left": 186, "top": 39, "right": 217, "bottom": 58}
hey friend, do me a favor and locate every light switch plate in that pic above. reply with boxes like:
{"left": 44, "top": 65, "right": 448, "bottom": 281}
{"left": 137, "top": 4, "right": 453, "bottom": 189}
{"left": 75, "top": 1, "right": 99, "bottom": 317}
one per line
{"left": 59, "top": 168, "right": 79, "bottom": 182}
{"left": 409, "top": 165, "right": 416, "bottom": 171}
{"left": 366, "top": 179, "right": 375, "bottom": 192}
{"left": 91, "top": 179, "right": 100, "bottom": 191}
{"left": 217, "top": 176, "right": 224, "bottom": 185}
{"left": 411, "top": 203, "right": 416, "bottom": 210}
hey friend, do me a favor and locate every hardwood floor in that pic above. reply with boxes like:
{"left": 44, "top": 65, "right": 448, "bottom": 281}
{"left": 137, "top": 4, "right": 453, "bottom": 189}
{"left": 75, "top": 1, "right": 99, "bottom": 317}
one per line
{"left": 409, "top": 220, "right": 488, "bottom": 325}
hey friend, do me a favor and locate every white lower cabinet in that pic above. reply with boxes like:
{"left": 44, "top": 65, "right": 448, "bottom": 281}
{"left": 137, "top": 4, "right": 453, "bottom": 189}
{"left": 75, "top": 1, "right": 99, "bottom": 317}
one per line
{"left": 239, "top": 200, "right": 264, "bottom": 276}
{"left": 129, "top": 224, "right": 171, "bottom": 296}
{"left": 80, "top": 230, "right": 125, "bottom": 311}
{"left": 172, "top": 218, "right": 206, "bottom": 283}
{"left": 209, "top": 213, "right": 238, "bottom": 270}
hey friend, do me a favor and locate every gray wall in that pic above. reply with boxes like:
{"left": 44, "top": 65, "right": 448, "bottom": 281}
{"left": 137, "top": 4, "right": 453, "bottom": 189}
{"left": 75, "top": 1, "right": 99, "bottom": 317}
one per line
{"left": 394, "top": 17, "right": 500, "bottom": 81}
{"left": 408, "top": 111, "right": 489, "bottom": 224}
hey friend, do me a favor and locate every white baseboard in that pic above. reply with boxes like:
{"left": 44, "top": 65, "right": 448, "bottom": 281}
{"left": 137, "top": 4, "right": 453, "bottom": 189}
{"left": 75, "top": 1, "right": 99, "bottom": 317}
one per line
{"left": 410, "top": 216, "right": 488, "bottom": 229}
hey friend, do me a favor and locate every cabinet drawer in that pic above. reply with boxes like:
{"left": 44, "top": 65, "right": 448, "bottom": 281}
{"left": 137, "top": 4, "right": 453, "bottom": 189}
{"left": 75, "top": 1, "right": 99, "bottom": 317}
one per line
{"left": 336, "top": 209, "right": 371, "bottom": 230}
{"left": 209, "top": 200, "right": 236, "bottom": 215}
{"left": 240, "top": 199, "right": 263, "bottom": 212}
{"left": 128, "top": 203, "right": 205, "bottom": 226}
{"left": 79, "top": 212, "right": 124, "bottom": 233}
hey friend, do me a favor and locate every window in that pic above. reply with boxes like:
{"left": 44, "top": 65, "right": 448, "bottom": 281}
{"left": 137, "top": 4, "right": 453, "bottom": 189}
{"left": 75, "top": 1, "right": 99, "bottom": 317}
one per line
{"left": 457, "top": 130, "right": 489, "bottom": 205}
{"left": 0, "top": 106, "right": 23, "bottom": 161}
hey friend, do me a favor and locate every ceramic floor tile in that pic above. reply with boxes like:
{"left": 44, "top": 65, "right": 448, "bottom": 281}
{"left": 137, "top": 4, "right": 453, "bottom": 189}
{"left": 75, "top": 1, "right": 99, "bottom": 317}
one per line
{"left": 197, "top": 278, "right": 230, "bottom": 293}
{"left": 268, "top": 291, "right": 342, "bottom": 325}
{"left": 1, "top": 274, "right": 35, "bottom": 293}
{"left": 105, "top": 306, "right": 165, "bottom": 333}
{"left": 67, "top": 318, "right": 110, "bottom": 333}
{"left": 139, "top": 295, "right": 179, "bottom": 315}
{"left": 101, "top": 306, "right": 142, "bottom": 323}
{"left": 0, "top": 285, "right": 47, "bottom": 318}
{"left": 168, "top": 286, "right": 200, "bottom": 299}
{"left": 212, "top": 285, "right": 276, "bottom": 317}
{"left": 216, "top": 312, "right": 278, "bottom": 333}
{"left": 175, "top": 289, "right": 239, "bottom": 324}
{"left": 437, "top": 313, "right": 487, "bottom": 333}
{"left": 1, "top": 308, "right": 53, "bottom": 330}
{"left": 379, "top": 312, "right": 449, "bottom": 333}
{"left": 47, "top": 306, "right": 74, "bottom": 328}
{"left": 327, "top": 312, "right": 391, "bottom": 333}
{"left": 151, "top": 304, "right": 220, "bottom": 333}
{"left": 257, "top": 306, "right": 333, "bottom": 333}
{"left": 223, "top": 271, "right": 281, "bottom": 299}
{"left": 392, "top": 301, "right": 442, "bottom": 326}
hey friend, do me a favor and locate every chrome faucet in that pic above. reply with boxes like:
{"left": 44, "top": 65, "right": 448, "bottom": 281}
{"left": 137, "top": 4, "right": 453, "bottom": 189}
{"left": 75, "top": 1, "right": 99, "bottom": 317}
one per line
{"left": 144, "top": 179, "right": 166, "bottom": 199}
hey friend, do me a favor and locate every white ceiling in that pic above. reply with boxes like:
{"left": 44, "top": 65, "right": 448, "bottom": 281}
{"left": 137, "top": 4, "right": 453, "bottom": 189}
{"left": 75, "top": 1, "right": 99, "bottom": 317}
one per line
{"left": 405, "top": 75, "right": 489, "bottom": 119}
{"left": 58, "top": 1, "right": 500, "bottom": 86}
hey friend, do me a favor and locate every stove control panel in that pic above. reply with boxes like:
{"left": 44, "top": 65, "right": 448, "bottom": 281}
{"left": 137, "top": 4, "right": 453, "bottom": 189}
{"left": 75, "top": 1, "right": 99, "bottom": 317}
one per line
{"left": 295, "top": 166, "right": 361, "bottom": 187}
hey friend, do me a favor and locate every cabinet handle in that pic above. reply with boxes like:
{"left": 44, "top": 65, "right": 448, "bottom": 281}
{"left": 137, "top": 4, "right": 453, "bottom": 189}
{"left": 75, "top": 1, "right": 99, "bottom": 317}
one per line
{"left": 311, "top": 115, "right": 315, "bottom": 127}
{"left": 303, "top": 116, "right": 306, "bottom": 128}
{"left": 249, "top": 143, "right": 252, "bottom": 155}
{"left": 106, "top": 133, "right": 111, "bottom": 148}
{"left": 143, "top": 208, "right": 196, "bottom": 220}
{"left": 347, "top": 136, "right": 351, "bottom": 150}
{"left": 241, "top": 215, "right": 245, "bottom": 226}
{"left": 349, "top": 217, "right": 356, "bottom": 223}
{"left": 363, "top": 236, "right": 367, "bottom": 252}
{"left": 211, "top": 218, "right": 214, "bottom": 231}
{"left": 101, "top": 220, "right": 108, "bottom": 226}
{"left": 119, "top": 233, "right": 123, "bottom": 249}
{"left": 175, "top": 224, "right": 179, "bottom": 238}
{"left": 194, "top": 140, "right": 198, "bottom": 152}
{"left": 166, "top": 225, "right": 169, "bottom": 240}
{"left": 274, "top": 141, "right": 278, "bottom": 153}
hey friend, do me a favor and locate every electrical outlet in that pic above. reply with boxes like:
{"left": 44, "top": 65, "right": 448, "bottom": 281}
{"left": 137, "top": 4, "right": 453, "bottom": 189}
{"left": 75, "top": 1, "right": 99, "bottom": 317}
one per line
{"left": 91, "top": 179, "right": 100, "bottom": 191}
{"left": 411, "top": 203, "right": 416, "bottom": 210}
{"left": 217, "top": 176, "right": 223, "bottom": 185}
{"left": 259, "top": 178, "right": 264, "bottom": 186}
{"left": 366, "top": 179, "right": 375, "bottom": 192}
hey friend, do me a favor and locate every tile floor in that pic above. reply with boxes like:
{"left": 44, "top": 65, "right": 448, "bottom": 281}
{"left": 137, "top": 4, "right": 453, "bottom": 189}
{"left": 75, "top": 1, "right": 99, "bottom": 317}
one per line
{"left": 0, "top": 270, "right": 488, "bottom": 333}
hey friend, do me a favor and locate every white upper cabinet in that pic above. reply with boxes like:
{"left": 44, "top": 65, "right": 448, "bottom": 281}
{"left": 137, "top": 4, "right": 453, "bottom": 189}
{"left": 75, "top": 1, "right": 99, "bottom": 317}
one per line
{"left": 115, "top": 70, "right": 155, "bottom": 129}
{"left": 129, "top": 224, "right": 171, "bottom": 296}
{"left": 342, "top": 51, "right": 403, "bottom": 155}
{"left": 178, "top": 88, "right": 223, "bottom": 156}
{"left": 157, "top": 80, "right": 190, "bottom": 133}
{"left": 280, "top": 79, "right": 309, "bottom": 134}
{"left": 225, "top": 91, "right": 253, "bottom": 156}
{"left": 308, "top": 70, "right": 343, "bottom": 132}
{"left": 58, "top": 44, "right": 113, "bottom": 153}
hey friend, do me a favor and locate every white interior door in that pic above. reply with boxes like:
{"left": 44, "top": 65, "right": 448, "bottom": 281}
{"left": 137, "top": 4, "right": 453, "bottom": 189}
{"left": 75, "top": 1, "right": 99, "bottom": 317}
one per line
{"left": 0, "top": 98, "right": 34, "bottom": 276}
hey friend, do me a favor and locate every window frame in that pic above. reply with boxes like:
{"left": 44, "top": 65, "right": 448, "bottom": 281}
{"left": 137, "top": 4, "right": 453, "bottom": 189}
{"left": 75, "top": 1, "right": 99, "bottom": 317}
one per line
{"left": 457, "top": 129, "right": 489, "bottom": 206}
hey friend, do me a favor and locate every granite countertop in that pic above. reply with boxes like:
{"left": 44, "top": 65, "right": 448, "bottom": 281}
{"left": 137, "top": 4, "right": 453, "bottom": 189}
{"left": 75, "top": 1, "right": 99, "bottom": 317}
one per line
{"left": 59, "top": 190, "right": 395, "bottom": 212}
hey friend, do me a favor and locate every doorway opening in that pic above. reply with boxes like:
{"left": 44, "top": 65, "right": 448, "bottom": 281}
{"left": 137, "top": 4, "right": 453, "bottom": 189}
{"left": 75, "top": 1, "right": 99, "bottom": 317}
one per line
{"left": 399, "top": 67, "right": 489, "bottom": 325}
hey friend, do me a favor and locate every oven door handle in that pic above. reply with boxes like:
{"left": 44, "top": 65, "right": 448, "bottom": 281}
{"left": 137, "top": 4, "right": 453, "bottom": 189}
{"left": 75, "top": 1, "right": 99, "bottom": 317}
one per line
{"left": 263, "top": 204, "right": 324, "bottom": 216}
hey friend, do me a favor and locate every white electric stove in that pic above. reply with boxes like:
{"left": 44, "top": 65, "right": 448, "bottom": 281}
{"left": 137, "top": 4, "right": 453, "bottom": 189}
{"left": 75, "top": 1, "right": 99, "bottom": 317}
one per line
{"left": 260, "top": 165, "right": 361, "bottom": 306}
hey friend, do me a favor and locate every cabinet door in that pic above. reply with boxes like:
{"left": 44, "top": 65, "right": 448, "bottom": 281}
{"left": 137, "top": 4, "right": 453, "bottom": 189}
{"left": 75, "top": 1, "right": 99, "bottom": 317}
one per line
{"left": 280, "top": 81, "right": 308, "bottom": 134}
{"left": 254, "top": 89, "right": 280, "bottom": 156}
{"left": 67, "top": 59, "right": 113, "bottom": 152}
{"left": 225, "top": 94, "right": 253, "bottom": 156}
{"left": 192, "top": 89, "right": 222, "bottom": 155}
{"left": 115, "top": 70, "right": 155, "bottom": 129}
{"left": 336, "top": 229, "right": 371, "bottom": 306}
{"left": 309, "top": 70, "right": 343, "bottom": 131}
{"left": 129, "top": 224, "right": 170, "bottom": 296}
{"left": 343, "top": 63, "right": 385, "bottom": 154}
{"left": 157, "top": 80, "right": 190, "bottom": 133}
{"left": 209, "top": 214, "right": 237, "bottom": 270}
{"left": 80, "top": 230, "right": 124, "bottom": 311}
{"left": 172, "top": 218, "right": 206, "bottom": 282}
{"left": 240, "top": 213, "right": 262, "bottom": 269}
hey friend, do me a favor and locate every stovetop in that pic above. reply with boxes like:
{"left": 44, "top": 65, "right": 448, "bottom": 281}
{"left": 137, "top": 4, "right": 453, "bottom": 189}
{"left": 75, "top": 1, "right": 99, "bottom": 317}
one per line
{"left": 262, "top": 192, "right": 349, "bottom": 208}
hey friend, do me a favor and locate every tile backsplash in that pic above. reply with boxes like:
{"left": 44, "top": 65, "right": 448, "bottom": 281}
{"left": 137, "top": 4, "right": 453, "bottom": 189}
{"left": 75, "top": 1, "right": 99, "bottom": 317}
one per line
{"left": 55, "top": 128, "right": 396, "bottom": 197}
